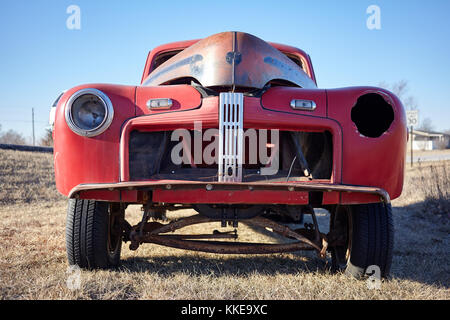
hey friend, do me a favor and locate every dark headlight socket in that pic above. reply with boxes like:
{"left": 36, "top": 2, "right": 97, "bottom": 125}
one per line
{"left": 64, "top": 88, "right": 114, "bottom": 137}
{"left": 351, "top": 92, "right": 394, "bottom": 138}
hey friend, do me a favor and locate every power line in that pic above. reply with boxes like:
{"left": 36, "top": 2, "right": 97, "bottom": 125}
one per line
{"left": 0, "top": 120, "right": 48, "bottom": 123}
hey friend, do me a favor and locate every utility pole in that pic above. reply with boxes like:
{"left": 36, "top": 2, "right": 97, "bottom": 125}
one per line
{"left": 410, "top": 126, "right": 413, "bottom": 167}
{"left": 32, "top": 108, "right": 35, "bottom": 146}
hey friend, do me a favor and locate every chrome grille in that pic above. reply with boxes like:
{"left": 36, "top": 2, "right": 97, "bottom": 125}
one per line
{"left": 218, "top": 92, "right": 244, "bottom": 182}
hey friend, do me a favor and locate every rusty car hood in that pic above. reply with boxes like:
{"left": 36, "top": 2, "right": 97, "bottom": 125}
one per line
{"left": 143, "top": 31, "right": 317, "bottom": 90}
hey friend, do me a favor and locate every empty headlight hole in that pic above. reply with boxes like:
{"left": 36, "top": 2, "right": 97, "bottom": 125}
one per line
{"left": 351, "top": 93, "right": 394, "bottom": 138}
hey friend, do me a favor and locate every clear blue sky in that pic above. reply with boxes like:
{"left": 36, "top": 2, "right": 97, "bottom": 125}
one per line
{"left": 1, "top": 0, "right": 449, "bottom": 142}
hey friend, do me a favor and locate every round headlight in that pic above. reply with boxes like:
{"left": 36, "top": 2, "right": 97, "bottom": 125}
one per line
{"left": 65, "top": 88, "right": 114, "bottom": 137}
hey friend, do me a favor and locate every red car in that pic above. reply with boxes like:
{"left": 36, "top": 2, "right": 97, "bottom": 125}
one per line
{"left": 51, "top": 32, "right": 406, "bottom": 278}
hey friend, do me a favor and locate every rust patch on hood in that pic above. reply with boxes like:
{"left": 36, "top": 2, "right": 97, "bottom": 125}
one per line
{"left": 144, "top": 31, "right": 316, "bottom": 90}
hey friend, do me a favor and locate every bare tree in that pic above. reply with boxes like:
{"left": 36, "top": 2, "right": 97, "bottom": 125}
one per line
{"left": 378, "top": 80, "right": 418, "bottom": 110}
{"left": 0, "top": 129, "right": 27, "bottom": 145}
{"left": 39, "top": 129, "right": 53, "bottom": 147}
{"left": 416, "top": 117, "right": 435, "bottom": 132}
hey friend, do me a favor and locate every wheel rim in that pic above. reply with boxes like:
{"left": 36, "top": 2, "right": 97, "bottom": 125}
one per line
{"left": 330, "top": 206, "right": 352, "bottom": 270}
{"left": 107, "top": 205, "right": 122, "bottom": 255}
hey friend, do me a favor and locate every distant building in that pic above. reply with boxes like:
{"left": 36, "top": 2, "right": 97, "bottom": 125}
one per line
{"left": 408, "top": 130, "right": 450, "bottom": 150}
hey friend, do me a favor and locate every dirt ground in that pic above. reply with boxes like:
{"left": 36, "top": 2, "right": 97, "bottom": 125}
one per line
{"left": 0, "top": 149, "right": 448, "bottom": 299}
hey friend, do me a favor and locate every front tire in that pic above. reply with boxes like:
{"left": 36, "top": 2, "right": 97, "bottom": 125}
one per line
{"left": 66, "top": 199, "right": 123, "bottom": 269}
{"left": 330, "top": 203, "right": 394, "bottom": 278}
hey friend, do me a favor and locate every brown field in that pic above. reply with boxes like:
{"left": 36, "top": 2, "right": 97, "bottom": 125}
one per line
{"left": 0, "top": 149, "right": 449, "bottom": 300}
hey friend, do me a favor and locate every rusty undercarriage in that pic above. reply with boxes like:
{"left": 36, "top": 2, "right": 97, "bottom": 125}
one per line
{"left": 113, "top": 203, "right": 349, "bottom": 259}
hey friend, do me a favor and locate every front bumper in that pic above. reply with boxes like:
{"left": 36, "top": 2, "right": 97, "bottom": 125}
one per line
{"left": 69, "top": 180, "right": 390, "bottom": 205}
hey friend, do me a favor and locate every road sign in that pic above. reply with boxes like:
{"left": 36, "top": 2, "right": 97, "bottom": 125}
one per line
{"left": 406, "top": 110, "right": 419, "bottom": 127}
{"left": 406, "top": 110, "right": 419, "bottom": 168}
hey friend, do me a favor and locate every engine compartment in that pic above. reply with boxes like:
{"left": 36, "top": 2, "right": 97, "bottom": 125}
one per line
{"left": 128, "top": 129, "right": 333, "bottom": 183}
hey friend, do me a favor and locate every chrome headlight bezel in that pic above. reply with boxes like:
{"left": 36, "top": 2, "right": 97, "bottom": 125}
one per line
{"left": 64, "top": 88, "right": 114, "bottom": 137}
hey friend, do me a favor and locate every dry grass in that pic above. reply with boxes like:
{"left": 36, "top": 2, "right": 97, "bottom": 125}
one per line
{"left": 0, "top": 150, "right": 63, "bottom": 204}
{"left": 0, "top": 149, "right": 449, "bottom": 300}
{"left": 418, "top": 162, "right": 449, "bottom": 217}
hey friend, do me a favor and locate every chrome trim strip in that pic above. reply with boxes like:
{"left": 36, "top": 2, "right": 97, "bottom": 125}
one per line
{"left": 219, "top": 92, "right": 244, "bottom": 182}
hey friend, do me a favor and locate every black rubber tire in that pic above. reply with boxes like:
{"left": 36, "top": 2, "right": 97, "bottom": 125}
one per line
{"left": 331, "top": 203, "right": 394, "bottom": 278}
{"left": 66, "top": 199, "right": 122, "bottom": 269}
